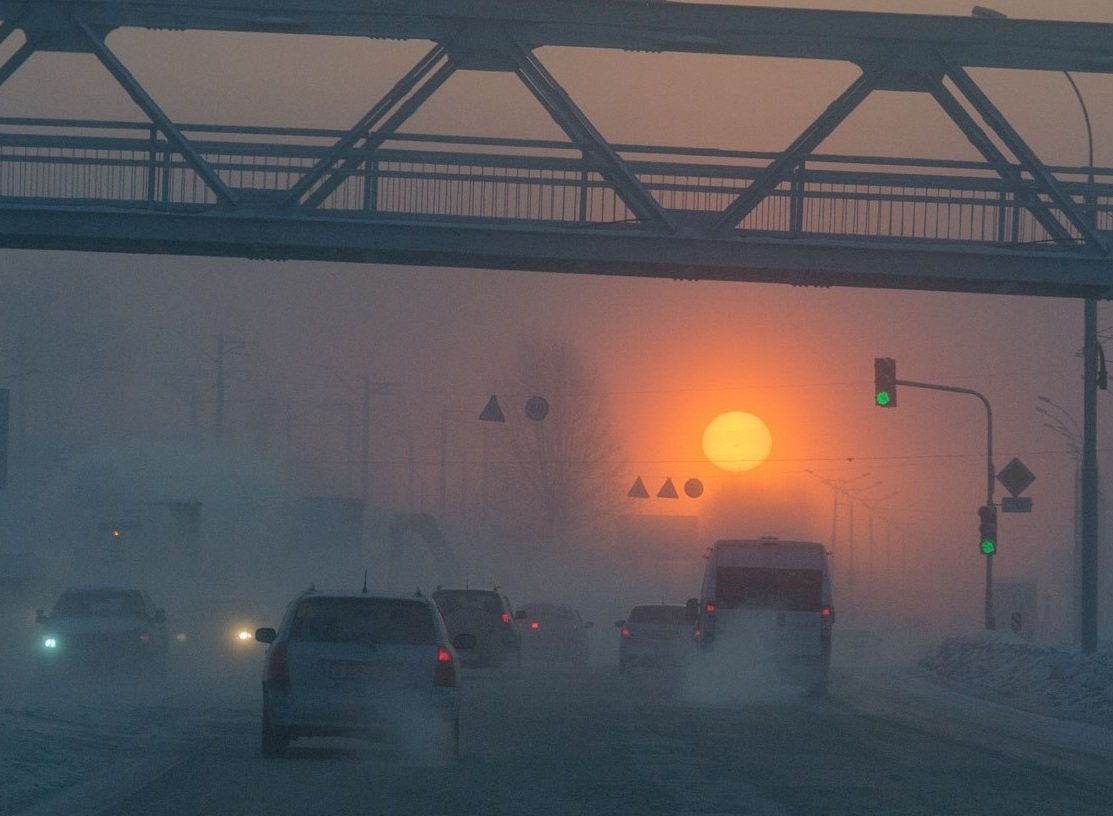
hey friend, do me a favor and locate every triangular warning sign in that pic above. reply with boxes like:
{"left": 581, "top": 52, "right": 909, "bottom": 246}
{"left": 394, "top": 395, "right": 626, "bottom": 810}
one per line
{"left": 479, "top": 395, "right": 505, "bottom": 422}
{"left": 657, "top": 478, "right": 679, "bottom": 499}
{"left": 627, "top": 477, "right": 650, "bottom": 498}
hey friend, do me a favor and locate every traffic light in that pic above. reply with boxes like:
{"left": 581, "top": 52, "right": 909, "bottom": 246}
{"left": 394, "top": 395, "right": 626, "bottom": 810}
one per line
{"left": 977, "top": 504, "right": 997, "bottom": 555}
{"left": 874, "top": 357, "right": 897, "bottom": 407}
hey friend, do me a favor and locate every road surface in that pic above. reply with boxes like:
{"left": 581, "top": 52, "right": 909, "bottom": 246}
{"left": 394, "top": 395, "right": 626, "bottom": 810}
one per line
{"left": 13, "top": 663, "right": 1113, "bottom": 816}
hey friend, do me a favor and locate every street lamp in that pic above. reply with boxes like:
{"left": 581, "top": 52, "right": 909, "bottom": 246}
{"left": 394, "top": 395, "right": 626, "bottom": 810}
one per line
{"left": 806, "top": 470, "right": 879, "bottom": 589}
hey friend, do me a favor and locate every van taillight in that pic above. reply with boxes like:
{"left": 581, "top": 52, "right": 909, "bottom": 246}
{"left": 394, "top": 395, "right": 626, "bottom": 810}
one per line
{"left": 433, "top": 646, "right": 456, "bottom": 687}
{"left": 530, "top": 621, "right": 540, "bottom": 630}
{"left": 821, "top": 607, "right": 833, "bottom": 619}
{"left": 265, "top": 641, "right": 289, "bottom": 687}
{"left": 704, "top": 602, "right": 716, "bottom": 614}
{"left": 620, "top": 626, "right": 630, "bottom": 638}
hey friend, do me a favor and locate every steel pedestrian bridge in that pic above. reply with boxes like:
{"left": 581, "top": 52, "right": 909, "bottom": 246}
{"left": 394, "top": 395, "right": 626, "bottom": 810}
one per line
{"left": 1, "top": 0, "right": 1112, "bottom": 297}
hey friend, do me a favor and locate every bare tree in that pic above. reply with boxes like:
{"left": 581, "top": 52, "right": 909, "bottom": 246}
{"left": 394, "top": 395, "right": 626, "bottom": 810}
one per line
{"left": 490, "top": 339, "right": 624, "bottom": 555}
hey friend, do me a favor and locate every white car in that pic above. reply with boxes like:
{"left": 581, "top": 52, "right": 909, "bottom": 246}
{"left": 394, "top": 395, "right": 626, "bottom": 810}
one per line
{"left": 255, "top": 588, "right": 474, "bottom": 759}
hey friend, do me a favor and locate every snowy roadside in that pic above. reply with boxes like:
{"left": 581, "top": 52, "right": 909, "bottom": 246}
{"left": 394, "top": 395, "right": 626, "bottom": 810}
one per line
{"left": 1, "top": 679, "right": 256, "bottom": 816}
{"left": 917, "top": 632, "right": 1113, "bottom": 730}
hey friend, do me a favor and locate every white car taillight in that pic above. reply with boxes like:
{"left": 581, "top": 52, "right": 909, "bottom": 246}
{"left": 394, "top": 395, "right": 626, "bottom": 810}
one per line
{"left": 433, "top": 646, "right": 456, "bottom": 687}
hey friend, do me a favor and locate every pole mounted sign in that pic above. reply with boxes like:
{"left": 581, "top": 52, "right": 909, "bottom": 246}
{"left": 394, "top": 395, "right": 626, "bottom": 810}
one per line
{"left": 996, "top": 457, "right": 1035, "bottom": 512}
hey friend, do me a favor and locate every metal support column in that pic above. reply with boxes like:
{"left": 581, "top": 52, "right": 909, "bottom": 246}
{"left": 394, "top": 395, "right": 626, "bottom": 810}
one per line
{"left": 1081, "top": 299, "right": 1099, "bottom": 652}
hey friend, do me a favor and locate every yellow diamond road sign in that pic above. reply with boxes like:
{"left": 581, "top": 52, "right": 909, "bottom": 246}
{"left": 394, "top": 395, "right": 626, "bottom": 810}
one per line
{"left": 997, "top": 457, "right": 1035, "bottom": 498}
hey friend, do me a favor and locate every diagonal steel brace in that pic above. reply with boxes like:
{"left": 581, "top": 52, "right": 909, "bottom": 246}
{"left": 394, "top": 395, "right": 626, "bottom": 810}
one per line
{"left": 75, "top": 19, "right": 236, "bottom": 206}
{"left": 508, "top": 38, "right": 675, "bottom": 233}
{"left": 0, "top": 37, "right": 35, "bottom": 90}
{"left": 927, "top": 75, "right": 1072, "bottom": 245}
{"left": 946, "top": 63, "right": 1107, "bottom": 254}
{"left": 286, "top": 44, "right": 455, "bottom": 209}
{"left": 711, "top": 59, "right": 890, "bottom": 237}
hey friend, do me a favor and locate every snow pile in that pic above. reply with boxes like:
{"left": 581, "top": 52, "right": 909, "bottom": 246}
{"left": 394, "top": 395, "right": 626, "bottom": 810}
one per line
{"left": 919, "top": 634, "right": 1113, "bottom": 728}
{"left": 0, "top": 696, "right": 196, "bottom": 815}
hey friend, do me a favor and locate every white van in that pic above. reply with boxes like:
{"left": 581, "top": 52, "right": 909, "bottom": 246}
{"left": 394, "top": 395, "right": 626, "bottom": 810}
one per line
{"left": 696, "top": 537, "right": 833, "bottom": 695}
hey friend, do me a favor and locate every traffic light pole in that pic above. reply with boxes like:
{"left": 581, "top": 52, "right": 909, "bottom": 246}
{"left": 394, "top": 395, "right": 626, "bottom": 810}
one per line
{"left": 895, "top": 378, "right": 996, "bottom": 630}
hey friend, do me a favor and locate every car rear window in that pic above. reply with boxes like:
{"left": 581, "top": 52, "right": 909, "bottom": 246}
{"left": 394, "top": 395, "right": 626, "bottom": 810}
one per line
{"left": 290, "top": 598, "right": 436, "bottom": 645}
{"left": 433, "top": 590, "right": 504, "bottom": 616}
{"left": 53, "top": 590, "right": 145, "bottom": 618}
{"left": 628, "top": 606, "right": 689, "bottom": 625}
{"left": 523, "top": 604, "right": 575, "bottom": 620}
{"left": 715, "top": 567, "right": 822, "bottom": 612}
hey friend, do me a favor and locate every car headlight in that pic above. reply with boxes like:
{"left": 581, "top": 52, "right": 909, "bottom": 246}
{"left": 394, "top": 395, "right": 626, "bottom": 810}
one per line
{"left": 237, "top": 630, "right": 252, "bottom": 642}
{"left": 42, "top": 636, "right": 58, "bottom": 649}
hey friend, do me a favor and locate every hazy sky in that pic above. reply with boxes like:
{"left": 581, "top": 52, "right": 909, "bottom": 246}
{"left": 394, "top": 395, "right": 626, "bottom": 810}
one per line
{"left": 1, "top": 0, "right": 1111, "bottom": 631}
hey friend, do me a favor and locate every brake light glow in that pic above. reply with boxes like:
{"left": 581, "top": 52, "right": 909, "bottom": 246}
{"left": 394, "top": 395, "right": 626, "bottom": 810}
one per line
{"left": 821, "top": 607, "right": 832, "bottom": 618}
{"left": 138, "top": 631, "right": 151, "bottom": 643}
{"left": 433, "top": 646, "right": 456, "bottom": 687}
{"left": 501, "top": 612, "right": 511, "bottom": 624}
{"left": 620, "top": 626, "right": 630, "bottom": 638}
{"left": 704, "top": 602, "right": 716, "bottom": 614}
{"left": 265, "top": 641, "right": 289, "bottom": 687}
{"left": 530, "top": 621, "right": 540, "bottom": 630}
{"left": 693, "top": 629, "right": 702, "bottom": 639}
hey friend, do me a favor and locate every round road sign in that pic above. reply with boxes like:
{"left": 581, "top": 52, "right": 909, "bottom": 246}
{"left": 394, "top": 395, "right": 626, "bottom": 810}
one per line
{"left": 525, "top": 396, "right": 549, "bottom": 421}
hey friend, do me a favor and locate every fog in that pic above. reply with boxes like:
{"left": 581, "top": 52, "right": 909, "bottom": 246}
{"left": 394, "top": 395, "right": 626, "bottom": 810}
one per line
{"left": 2, "top": 0, "right": 1113, "bottom": 695}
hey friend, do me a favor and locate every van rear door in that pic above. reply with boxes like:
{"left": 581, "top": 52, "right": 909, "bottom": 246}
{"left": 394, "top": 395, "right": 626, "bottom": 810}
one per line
{"left": 713, "top": 566, "right": 823, "bottom": 660}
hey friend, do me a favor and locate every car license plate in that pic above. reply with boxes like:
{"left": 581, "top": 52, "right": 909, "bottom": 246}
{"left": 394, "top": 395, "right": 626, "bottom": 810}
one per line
{"left": 325, "top": 661, "right": 380, "bottom": 680}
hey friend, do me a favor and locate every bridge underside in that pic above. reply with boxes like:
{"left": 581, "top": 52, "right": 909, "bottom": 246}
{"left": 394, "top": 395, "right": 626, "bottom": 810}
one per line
{"left": 1, "top": 0, "right": 1112, "bottom": 297}
{"left": 1, "top": 205, "right": 1108, "bottom": 299}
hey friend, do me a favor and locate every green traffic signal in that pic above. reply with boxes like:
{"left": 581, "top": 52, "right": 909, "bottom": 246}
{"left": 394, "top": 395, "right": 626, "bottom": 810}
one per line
{"left": 873, "top": 358, "right": 897, "bottom": 408}
{"left": 977, "top": 504, "right": 997, "bottom": 555}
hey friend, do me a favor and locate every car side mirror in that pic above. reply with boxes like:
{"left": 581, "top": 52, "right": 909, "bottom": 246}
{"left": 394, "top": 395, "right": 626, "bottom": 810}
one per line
{"left": 614, "top": 620, "right": 626, "bottom": 628}
{"left": 35, "top": 609, "right": 48, "bottom": 625}
{"left": 153, "top": 608, "right": 166, "bottom": 624}
{"left": 452, "top": 633, "right": 477, "bottom": 651}
{"left": 255, "top": 627, "right": 277, "bottom": 644}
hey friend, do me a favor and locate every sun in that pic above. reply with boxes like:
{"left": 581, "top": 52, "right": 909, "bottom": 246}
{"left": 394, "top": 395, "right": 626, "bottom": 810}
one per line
{"left": 702, "top": 412, "right": 773, "bottom": 472}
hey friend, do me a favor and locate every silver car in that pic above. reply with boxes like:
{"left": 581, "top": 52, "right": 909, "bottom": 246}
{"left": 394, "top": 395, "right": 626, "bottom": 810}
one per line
{"left": 617, "top": 604, "right": 697, "bottom": 673}
{"left": 255, "top": 589, "right": 474, "bottom": 759}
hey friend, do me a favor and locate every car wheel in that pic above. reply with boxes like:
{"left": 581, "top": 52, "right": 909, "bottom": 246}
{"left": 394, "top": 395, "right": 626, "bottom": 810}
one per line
{"left": 261, "top": 707, "right": 289, "bottom": 758}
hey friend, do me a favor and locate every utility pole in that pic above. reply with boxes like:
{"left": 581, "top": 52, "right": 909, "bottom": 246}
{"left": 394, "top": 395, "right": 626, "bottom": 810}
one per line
{"left": 361, "top": 376, "right": 370, "bottom": 506}
{"left": 439, "top": 405, "right": 448, "bottom": 519}
{"left": 1081, "top": 299, "right": 1100, "bottom": 652}
{"left": 215, "top": 333, "right": 250, "bottom": 441}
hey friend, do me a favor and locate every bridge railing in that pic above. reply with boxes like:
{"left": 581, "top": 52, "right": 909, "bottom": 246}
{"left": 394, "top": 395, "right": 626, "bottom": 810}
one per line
{"left": 1, "top": 117, "right": 1109, "bottom": 248}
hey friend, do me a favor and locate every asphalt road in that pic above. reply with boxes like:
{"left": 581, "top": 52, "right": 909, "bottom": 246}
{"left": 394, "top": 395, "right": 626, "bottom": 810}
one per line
{"left": 62, "top": 664, "right": 1113, "bottom": 816}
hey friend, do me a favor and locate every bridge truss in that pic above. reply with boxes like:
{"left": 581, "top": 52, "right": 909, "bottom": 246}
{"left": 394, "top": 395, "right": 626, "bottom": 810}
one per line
{"left": 0, "top": 0, "right": 1112, "bottom": 297}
